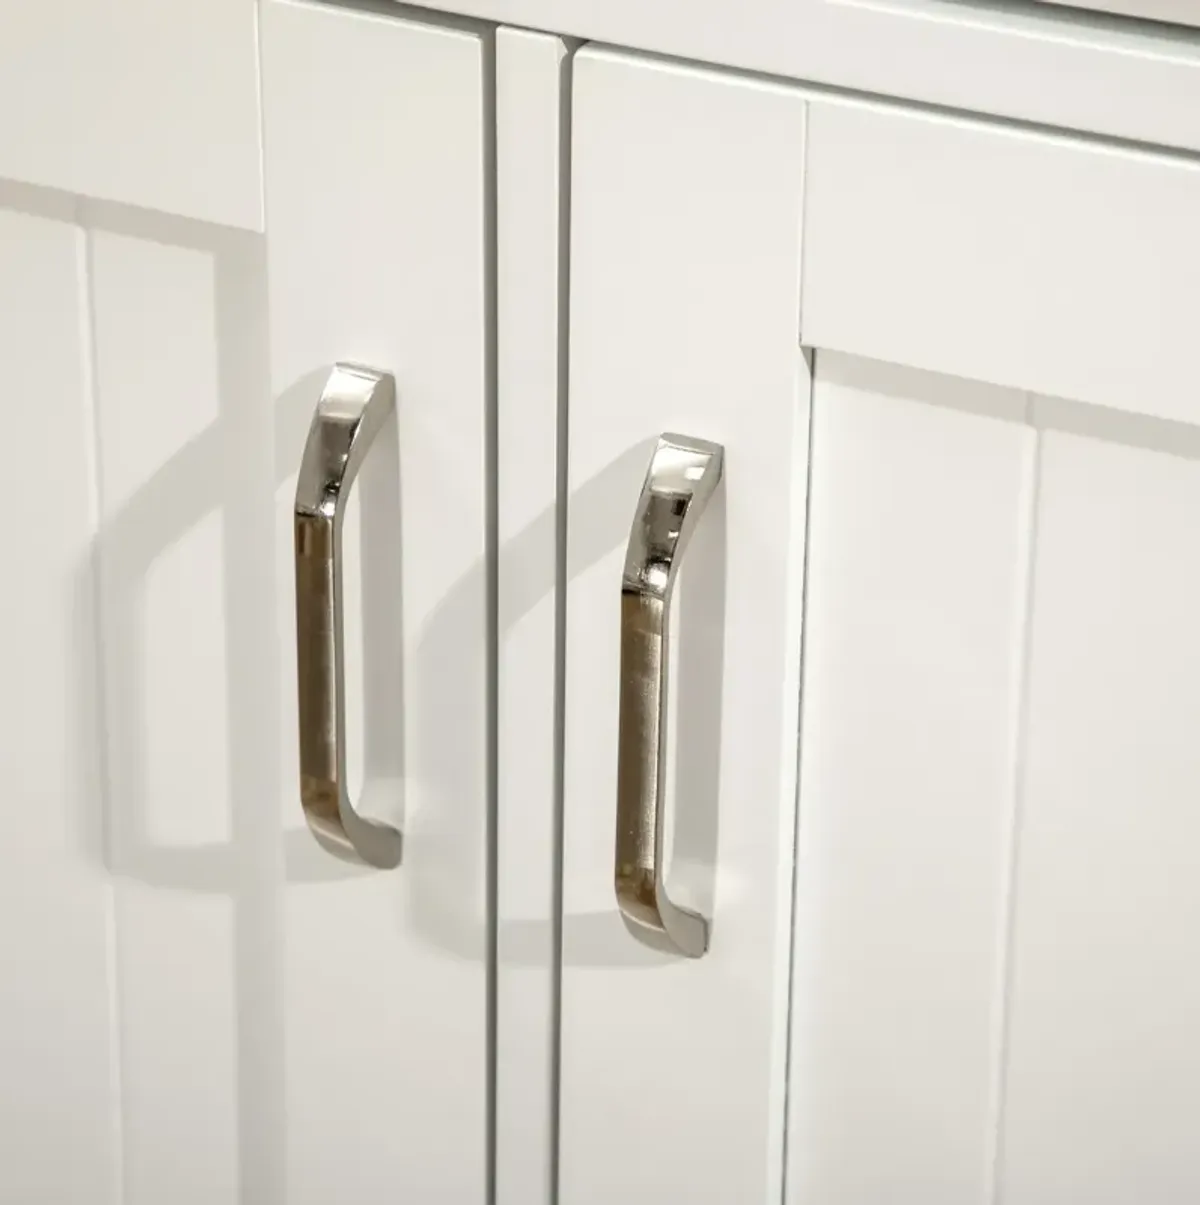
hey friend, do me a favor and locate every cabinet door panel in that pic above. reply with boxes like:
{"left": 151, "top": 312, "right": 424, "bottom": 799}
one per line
{"left": 560, "top": 49, "right": 808, "bottom": 1204}
{"left": 0, "top": 207, "right": 120, "bottom": 1205}
{"left": 790, "top": 353, "right": 1034, "bottom": 1204}
{"left": 1000, "top": 424, "right": 1200, "bottom": 1203}
{"left": 91, "top": 221, "right": 262, "bottom": 1204}
{"left": 791, "top": 375, "right": 1200, "bottom": 1203}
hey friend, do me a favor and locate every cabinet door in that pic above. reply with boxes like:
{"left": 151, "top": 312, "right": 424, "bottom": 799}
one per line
{"left": 558, "top": 49, "right": 810, "bottom": 1203}
{"left": 790, "top": 99, "right": 1200, "bottom": 1205}
{"left": 559, "top": 45, "right": 1200, "bottom": 1205}
{"left": 0, "top": 2, "right": 489, "bottom": 1202}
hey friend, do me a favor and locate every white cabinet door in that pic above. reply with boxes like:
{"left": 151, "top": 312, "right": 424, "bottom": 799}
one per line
{"left": 790, "top": 99, "right": 1200, "bottom": 1205}
{"left": 1, "top": 3, "right": 489, "bottom": 1202}
{"left": 558, "top": 45, "right": 1200, "bottom": 1205}
{"left": 558, "top": 49, "right": 810, "bottom": 1204}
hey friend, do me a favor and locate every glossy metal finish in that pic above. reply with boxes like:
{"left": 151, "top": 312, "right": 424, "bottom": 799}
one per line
{"left": 615, "top": 433, "right": 724, "bottom": 957}
{"left": 294, "top": 363, "right": 402, "bottom": 869}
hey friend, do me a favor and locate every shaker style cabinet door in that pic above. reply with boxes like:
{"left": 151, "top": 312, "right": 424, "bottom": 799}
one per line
{"left": 790, "top": 101, "right": 1200, "bottom": 1205}
{"left": 556, "top": 44, "right": 1200, "bottom": 1205}
{"left": 1, "top": 2, "right": 489, "bottom": 1202}
{"left": 558, "top": 49, "right": 811, "bottom": 1205}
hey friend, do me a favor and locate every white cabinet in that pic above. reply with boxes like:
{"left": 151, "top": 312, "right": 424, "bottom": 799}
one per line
{"left": 5, "top": 5, "right": 1200, "bottom": 1204}
{"left": 2, "top": 2, "right": 489, "bottom": 1201}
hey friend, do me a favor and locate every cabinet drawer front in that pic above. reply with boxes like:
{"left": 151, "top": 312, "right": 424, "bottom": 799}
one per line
{"left": 559, "top": 49, "right": 809, "bottom": 1204}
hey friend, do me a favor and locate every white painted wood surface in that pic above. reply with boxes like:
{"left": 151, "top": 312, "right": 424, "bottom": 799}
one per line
{"left": 1000, "top": 419, "right": 1200, "bottom": 1203}
{"left": 261, "top": 2, "right": 490, "bottom": 1201}
{"left": 559, "top": 48, "right": 809, "bottom": 1205}
{"left": 91, "top": 214, "right": 268, "bottom": 1205}
{"left": 0, "top": 178, "right": 275, "bottom": 1205}
{"left": 0, "top": 204, "right": 121, "bottom": 1205}
{"left": 495, "top": 28, "right": 571, "bottom": 1205}
{"left": 800, "top": 99, "right": 1200, "bottom": 425}
{"left": 1039, "top": 0, "right": 1200, "bottom": 27}
{"left": 787, "top": 70, "right": 1200, "bottom": 1205}
{"left": 788, "top": 363, "right": 1200, "bottom": 1204}
{"left": 404, "top": 0, "right": 1200, "bottom": 152}
{"left": 789, "top": 355, "right": 1035, "bottom": 1204}
{"left": 1, "top": 2, "right": 490, "bottom": 1201}
{"left": 0, "top": 0, "right": 262, "bottom": 229}
{"left": 8, "top": 4, "right": 1200, "bottom": 1200}
{"left": 565, "top": 47, "right": 1200, "bottom": 1205}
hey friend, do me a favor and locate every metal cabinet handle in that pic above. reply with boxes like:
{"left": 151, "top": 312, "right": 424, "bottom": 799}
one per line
{"left": 294, "top": 363, "right": 402, "bottom": 869}
{"left": 615, "top": 433, "right": 724, "bottom": 957}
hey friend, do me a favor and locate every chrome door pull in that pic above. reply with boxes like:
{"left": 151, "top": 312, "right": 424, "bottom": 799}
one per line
{"left": 294, "top": 363, "right": 402, "bottom": 869}
{"left": 615, "top": 433, "right": 724, "bottom": 957}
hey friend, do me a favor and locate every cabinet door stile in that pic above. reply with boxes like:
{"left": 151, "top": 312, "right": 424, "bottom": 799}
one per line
{"left": 559, "top": 48, "right": 810, "bottom": 1204}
